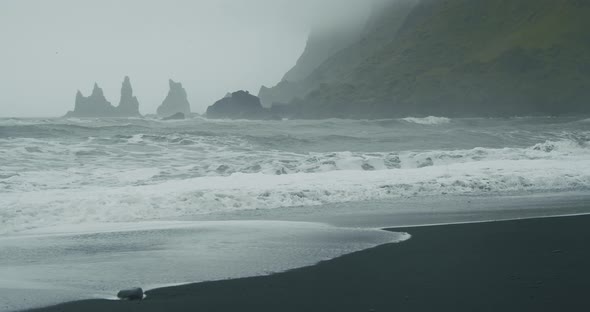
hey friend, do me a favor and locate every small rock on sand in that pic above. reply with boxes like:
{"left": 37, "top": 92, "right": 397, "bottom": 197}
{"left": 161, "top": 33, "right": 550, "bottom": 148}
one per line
{"left": 117, "top": 287, "right": 144, "bottom": 301}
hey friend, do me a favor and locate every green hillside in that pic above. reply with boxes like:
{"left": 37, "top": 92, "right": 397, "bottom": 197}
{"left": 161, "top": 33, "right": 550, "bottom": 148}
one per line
{"left": 271, "top": 0, "right": 590, "bottom": 118}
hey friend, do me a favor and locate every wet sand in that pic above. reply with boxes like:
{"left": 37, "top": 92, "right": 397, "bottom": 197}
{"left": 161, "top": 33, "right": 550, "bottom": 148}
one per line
{"left": 28, "top": 214, "right": 590, "bottom": 312}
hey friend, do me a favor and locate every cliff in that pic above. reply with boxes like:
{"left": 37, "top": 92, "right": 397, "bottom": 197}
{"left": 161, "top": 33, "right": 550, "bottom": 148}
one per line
{"left": 267, "top": 0, "right": 590, "bottom": 118}
{"left": 157, "top": 79, "right": 192, "bottom": 118}
{"left": 258, "top": 0, "right": 417, "bottom": 109}
{"left": 258, "top": 19, "right": 368, "bottom": 107}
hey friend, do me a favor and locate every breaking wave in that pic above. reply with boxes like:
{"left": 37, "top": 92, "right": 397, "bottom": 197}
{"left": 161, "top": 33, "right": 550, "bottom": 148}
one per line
{"left": 1, "top": 117, "right": 589, "bottom": 234}
{"left": 402, "top": 116, "right": 451, "bottom": 125}
{"left": 1, "top": 137, "right": 589, "bottom": 234}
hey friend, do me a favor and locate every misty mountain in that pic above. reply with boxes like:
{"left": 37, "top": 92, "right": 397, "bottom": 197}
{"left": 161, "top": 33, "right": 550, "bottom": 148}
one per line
{"left": 258, "top": 0, "right": 416, "bottom": 109}
{"left": 263, "top": 0, "right": 590, "bottom": 118}
{"left": 258, "top": 20, "right": 367, "bottom": 107}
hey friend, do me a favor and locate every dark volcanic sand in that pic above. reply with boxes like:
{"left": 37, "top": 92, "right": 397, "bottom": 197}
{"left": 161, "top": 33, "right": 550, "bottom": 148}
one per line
{"left": 28, "top": 214, "right": 590, "bottom": 312}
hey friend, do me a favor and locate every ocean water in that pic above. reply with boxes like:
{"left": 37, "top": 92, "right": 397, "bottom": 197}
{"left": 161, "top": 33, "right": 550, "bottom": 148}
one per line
{"left": 1, "top": 116, "right": 589, "bottom": 235}
{"left": 0, "top": 220, "right": 409, "bottom": 311}
{"left": 1, "top": 116, "right": 590, "bottom": 311}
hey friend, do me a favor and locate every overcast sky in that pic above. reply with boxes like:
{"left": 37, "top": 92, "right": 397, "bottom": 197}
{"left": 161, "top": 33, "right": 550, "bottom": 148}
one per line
{"left": 0, "top": 0, "right": 374, "bottom": 117}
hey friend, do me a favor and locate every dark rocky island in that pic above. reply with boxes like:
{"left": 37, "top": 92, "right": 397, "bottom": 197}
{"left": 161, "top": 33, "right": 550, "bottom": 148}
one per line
{"left": 260, "top": 0, "right": 590, "bottom": 119}
{"left": 206, "top": 91, "right": 277, "bottom": 120}
{"left": 157, "top": 79, "right": 192, "bottom": 118}
{"left": 65, "top": 77, "right": 141, "bottom": 118}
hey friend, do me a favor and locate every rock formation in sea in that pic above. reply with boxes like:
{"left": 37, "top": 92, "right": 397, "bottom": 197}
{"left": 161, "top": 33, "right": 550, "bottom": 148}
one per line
{"left": 157, "top": 79, "right": 192, "bottom": 118}
{"left": 65, "top": 83, "right": 117, "bottom": 117}
{"left": 65, "top": 77, "right": 142, "bottom": 117}
{"left": 206, "top": 90, "right": 276, "bottom": 120}
{"left": 262, "top": 0, "right": 590, "bottom": 118}
{"left": 116, "top": 76, "right": 141, "bottom": 117}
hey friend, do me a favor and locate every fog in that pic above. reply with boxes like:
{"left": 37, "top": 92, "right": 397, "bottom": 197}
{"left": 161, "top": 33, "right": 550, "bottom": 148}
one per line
{"left": 0, "top": 0, "right": 375, "bottom": 117}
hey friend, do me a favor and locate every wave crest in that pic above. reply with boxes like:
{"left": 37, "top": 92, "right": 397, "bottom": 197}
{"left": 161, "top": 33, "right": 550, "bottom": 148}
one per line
{"left": 402, "top": 116, "right": 451, "bottom": 125}
{"left": 2, "top": 143, "right": 589, "bottom": 234}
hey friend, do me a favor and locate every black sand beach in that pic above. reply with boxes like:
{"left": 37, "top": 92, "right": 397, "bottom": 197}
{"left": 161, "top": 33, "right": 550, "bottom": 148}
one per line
{"left": 28, "top": 214, "right": 590, "bottom": 312}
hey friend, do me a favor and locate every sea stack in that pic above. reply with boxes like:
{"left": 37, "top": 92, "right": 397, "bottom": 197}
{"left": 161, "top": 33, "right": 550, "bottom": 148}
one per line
{"left": 157, "top": 79, "right": 191, "bottom": 118}
{"left": 65, "top": 83, "right": 116, "bottom": 117}
{"left": 65, "top": 77, "right": 142, "bottom": 117}
{"left": 117, "top": 76, "right": 141, "bottom": 117}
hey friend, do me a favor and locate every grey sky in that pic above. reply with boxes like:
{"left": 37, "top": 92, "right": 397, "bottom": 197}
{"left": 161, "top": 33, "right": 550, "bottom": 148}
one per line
{"left": 0, "top": 0, "right": 373, "bottom": 117}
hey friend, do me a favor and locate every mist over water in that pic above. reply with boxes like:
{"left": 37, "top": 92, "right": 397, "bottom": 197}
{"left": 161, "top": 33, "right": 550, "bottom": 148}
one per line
{"left": 1, "top": 116, "right": 589, "bottom": 234}
{"left": 0, "top": 0, "right": 378, "bottom": 117}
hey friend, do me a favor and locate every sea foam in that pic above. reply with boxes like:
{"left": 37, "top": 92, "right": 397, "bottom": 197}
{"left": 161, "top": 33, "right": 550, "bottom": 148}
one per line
{"left": 402, "top": 116, "right": 451, "bottom": 125}
{"left": 1, "top": 117, "right": 588, "bottom": 234}
{"left": 1, "top": 145, "right": 589, "bottom": 234}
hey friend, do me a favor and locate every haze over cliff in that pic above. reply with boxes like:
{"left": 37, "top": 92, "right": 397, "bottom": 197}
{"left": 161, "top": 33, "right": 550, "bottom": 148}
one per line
{"left": 258, "top": 22, "right": 366, "bottom": 108}
{"left": 261, "top": 0, "right": 590, "bottom": 118}
{"left": 258, "top": 0, "right": 417, "bottom": 109}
